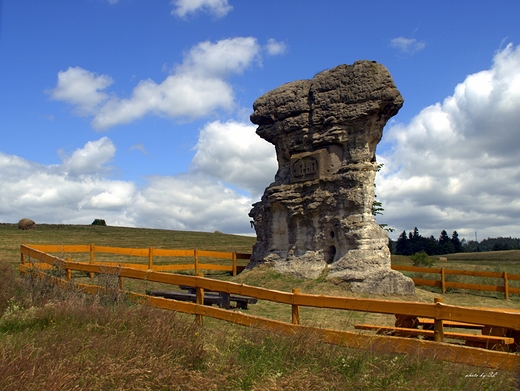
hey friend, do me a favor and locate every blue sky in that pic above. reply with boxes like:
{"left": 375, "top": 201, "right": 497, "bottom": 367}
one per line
{"left": 1, "top": 0, "right": 520, "bottom": 242}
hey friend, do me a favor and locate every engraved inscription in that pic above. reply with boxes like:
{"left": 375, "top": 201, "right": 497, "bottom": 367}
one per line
{"left": 292, "top": 157, "right": 318, "bottom": 181}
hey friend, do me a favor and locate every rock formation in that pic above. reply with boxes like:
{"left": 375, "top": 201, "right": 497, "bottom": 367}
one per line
{"left": 18, "top": 218, "right": 36, "bottom": 230}
{"left": 248, "top": 61, "right": 414, "bottom": 295}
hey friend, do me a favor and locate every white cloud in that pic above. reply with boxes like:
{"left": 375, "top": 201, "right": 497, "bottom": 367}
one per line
{"left": 191, "top": 120, "right": 277, "bottom": 198}
{"left": 378, "top": 43, "right": 520, "bottom": 240}
{"left": 0, "top": 133, "right": 258, "bottom": 234}
{"left": 171, "top": 0, "right": 232, "bottom": 18}
{"left": 91, "top": 75, "right": 235, "bottom": 129}
{"left": 59, "top": 137, "right": 116, "bottom": 176}
{"left": 0, "top": 146, "right": 136, "bottom": 226}
{"left": 50, "top": 37, "right": 263, "bottom": 130}
{"left": 129, "top": 144, "right": 148, "bottom": 155}
{"left": 48, "top": 67, "right": 113, "bottom": 115}
{"left": 80, "top": 181, "right": 136, "bottom": 211}
{"left": 390, "top": 37, "right": 426, "bottom": 55}
{"left": 129, "top": 174, "right": 252, "bottom": 232}
{"left": 178, "top": 37, "right": 261, "bottom": 78}
{"left": 265, "top": 39, "right": 287, "bottom": 56}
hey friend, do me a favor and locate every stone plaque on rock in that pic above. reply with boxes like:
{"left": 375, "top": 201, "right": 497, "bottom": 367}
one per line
{"left": 291, "top": 152, "right": 320, "bottom": 182}
{"left": 247, "top": 61, "right": 414, "bottom": 295}
{"left": 290, "top": 146, "right": 343, "bottom": 183}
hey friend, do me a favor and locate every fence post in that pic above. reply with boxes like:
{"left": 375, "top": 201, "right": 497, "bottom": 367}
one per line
{"left": 196, "top": 273, "right": 204, "bottom": 326}
{"left": 232, "top": 252, "right": 237, "bottom": 276}
{"left": 441, "top": 267, "right": 446, "bottom": 294}
{"left": 20, "top": 244, "right": 26, "bottom": 265}
{"left": 118, "top": 276, "right": 124, "bottom": 291}
{"left": 65, "top": 257, "right": 72, "bottom": 280}
{"left": 89, "top": 243, "right": 95, "bottom": 278}
{"left": 434, "top": 297, "right": 444, "bottom": 342}
{"left": 504, "top": 272, "right": 509, "bottom": 300}
{"left": 148, "top": 247, "right": 153, "bottom": 270}
{"left": 292, "top": 288, "right": 301, "bottom": 325}
{"left": 194, "top": 249, "right": 199, "bottom": 275}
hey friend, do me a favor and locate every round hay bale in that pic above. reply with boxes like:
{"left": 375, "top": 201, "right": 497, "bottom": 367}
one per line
{"left": 18, "top": 218, "right": 36, "bottom": 230}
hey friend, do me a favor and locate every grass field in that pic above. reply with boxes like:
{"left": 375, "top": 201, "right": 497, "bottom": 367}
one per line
{"left": 392, "top": 253, "right": 520, "bottom": 303}
{"left": 1, "top": 223, "right": 519, "bottom": 390}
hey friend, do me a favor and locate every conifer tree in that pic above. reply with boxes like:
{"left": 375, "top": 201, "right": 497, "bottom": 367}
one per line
{"left": 396, "top": 230, "right": 411, "bottom": 255}
{"left": 451, "top": 231, "right": 463, "bottom": 253}
{"left": 438, "top": 230, "right": 455, "bottom": 254}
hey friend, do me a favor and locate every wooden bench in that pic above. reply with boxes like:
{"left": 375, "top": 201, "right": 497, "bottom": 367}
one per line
{"left": 355, "top": 324, "right": 513, "bottom": 344}
{"left": 354, "top": 324, "right": 515, "bottom": 350}
{"left": 148, "top": 288, "right": 257, "bottom": 310}
{"left": 179, "top": 286, "right": 258, "bottom": 309}
{"left": 394, "top": 306, "right": 520, "bottom": 352}
{"left": 417, "top": 307, "right": 520, "bottom": 352}
{"left": 471, "top": 308, "right": 520, "bottom": 352}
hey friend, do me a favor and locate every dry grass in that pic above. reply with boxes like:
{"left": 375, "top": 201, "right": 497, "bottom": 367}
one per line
{"left": 1, "top": 224, "right": 520, "bottom": 390}
{"left": 1, "top": 267, "right": 518, "bottom": 391}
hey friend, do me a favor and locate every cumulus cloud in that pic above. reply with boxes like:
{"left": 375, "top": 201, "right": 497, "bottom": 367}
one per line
{"left": 191, "top": 120, "right": 277, "bottom": 197}
{"left": 390, "top": 37, "right": 426, "bottom": 55}
{"left": 378, "top": 43, "right": 520, "bottom": 240}
{"left": 0, "top": 143, "right": 136, "bottom": 226}
{"left": 265, "top": 39, "right": 287, "bottom": 56}
{"left": 50, "top": 37, "right": 264, "bottom": 130}
{"left": 0, "top": 133, "right": 258, "bottom": 234}
{"left": 129, "top": 174, "right": 252, "bottom": 232}
{"left": 48, "top": 67, "right": 113, "bottom": 115}
{"left": 177, "top": 37, "right": 261, "bottom": 78}
{"left": 91, "top": 75, "right": 235, "bottom": 129}
{"left": 171, "top": 0, "right": 232, "bottom": 18}
{"left": 59, "top": 137, "right": 116, "bottom": 176}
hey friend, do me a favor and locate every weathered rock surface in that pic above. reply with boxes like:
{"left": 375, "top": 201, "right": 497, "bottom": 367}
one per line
{"left": 248, "top": 61, "right": 414, "bottom": 295}
{"left": 18, "top": 218, "right": 36, "bottom": 230}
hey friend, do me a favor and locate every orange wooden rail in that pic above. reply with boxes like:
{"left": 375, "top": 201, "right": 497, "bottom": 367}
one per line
{"left": 19, "top": 244, "right": 520, "bottom": 371}
{"left": 392, "top": 265, "right": 520, "bottom": 299}
{"left": 24, "top": 243, "right": 251, "bottom": 277}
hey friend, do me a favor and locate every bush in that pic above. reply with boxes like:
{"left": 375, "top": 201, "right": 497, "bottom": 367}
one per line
{"left": 411, "top": 251, "right": 435, "bottom": 267}
{"left": 91, "top": 219, "right": 107, "bottom": 226}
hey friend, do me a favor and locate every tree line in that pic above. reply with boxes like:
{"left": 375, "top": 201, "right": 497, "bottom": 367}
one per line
{"left": 459, "top": 236, "right": 520, "bottom": 252}
{"left": 390, "top": 227, "right": 520, "bottom": 255}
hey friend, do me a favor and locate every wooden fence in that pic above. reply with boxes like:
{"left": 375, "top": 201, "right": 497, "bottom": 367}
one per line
{"left": 27, "top": 244, "right": 519, "bottom": 298}
{"left": 392, "top": 265, "right": 520, "bottom": 299}
{"left": 23, "top": 243, "right": 251, "bottom": 276}
{"left": 19, "top": 244, "right": 520, "bottom": 371}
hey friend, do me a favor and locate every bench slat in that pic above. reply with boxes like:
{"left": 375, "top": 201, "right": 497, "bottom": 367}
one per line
{"left": 147, "top": 290, "right": 221, "bottom": 305}
{"left": 179, "top": 286, "right": 258, "bottom": 303}
{"left": 417, "top": 318, "right": 485, "bottom": 329}
{"left": 354, "top": 324, "right": 514, "bottom": 344}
